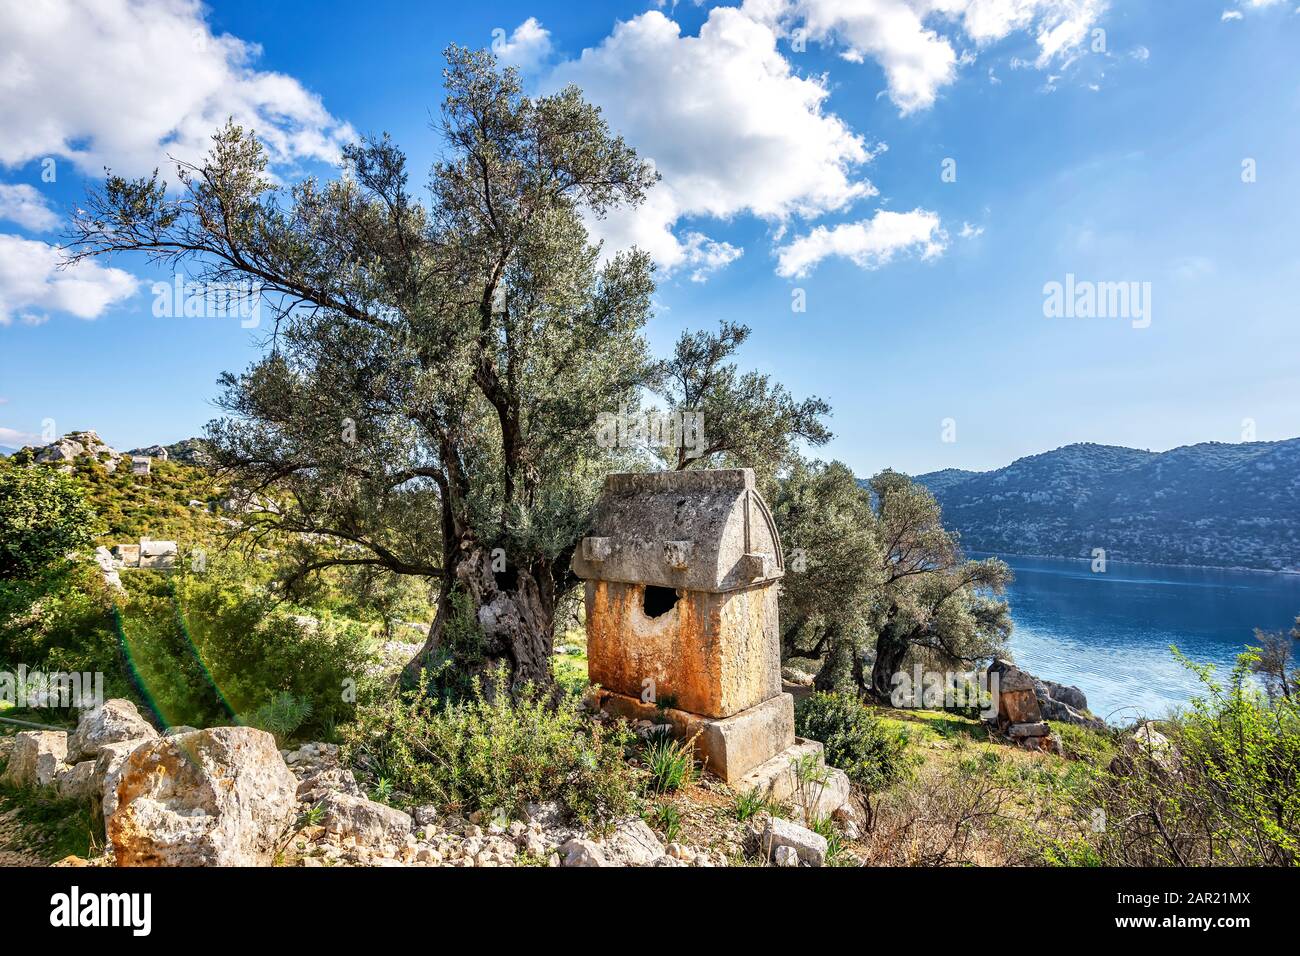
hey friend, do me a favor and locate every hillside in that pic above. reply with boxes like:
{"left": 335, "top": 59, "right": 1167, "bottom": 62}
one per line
{"left": 910, "top": 439, "right": 1300, "bottom": 572}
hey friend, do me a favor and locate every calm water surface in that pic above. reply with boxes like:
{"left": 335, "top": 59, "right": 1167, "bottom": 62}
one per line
{"left": 972, "top": 553, "right": 1300, "bottom": 721}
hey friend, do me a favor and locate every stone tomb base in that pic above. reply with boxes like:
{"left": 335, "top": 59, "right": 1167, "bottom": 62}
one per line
{"left": 592, "top": 689, "right": 849, "bottom": 818}
{"left": 733, "top": 738, "right": 850, "bottom": 821}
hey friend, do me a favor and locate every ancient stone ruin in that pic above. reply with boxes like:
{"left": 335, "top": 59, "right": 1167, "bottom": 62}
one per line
{"left": 985, "top": 658, "right": 1105, "bottom": 755}
{"left": 572, "top": 468, "right": 848, "bottom": 817}
{"left": 110, "top": 538, "right": 178, "bottom": 570}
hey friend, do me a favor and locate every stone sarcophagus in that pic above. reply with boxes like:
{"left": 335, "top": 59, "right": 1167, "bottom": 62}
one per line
{"left": 574, "top": 469, "right": 847, "bottom": 813}
{"left": 571, "top": 468, "right": 785, "bottom": 722}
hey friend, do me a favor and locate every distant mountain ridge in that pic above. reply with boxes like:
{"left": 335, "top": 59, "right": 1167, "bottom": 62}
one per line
{"left": 907, "top": 439, "right": 1300, "bottom": 572}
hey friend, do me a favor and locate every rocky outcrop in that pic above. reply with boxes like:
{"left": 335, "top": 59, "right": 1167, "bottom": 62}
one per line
{"left": 107, "top": 727, "right": 298, "bottom": 866}
{"left": 1110, "top": 721, "right": 1177, "bottom": 776}
{"left": 127, "top": 437, "right": 210, "bottom": 466}
{"left": 33, "top": 430, "right": 118, "bottom": 464}
{"left": 67, "top": 699, "right": 158, "bottom": 763}
{"left": 987, "top": 658, "right": 1105, "bottom": 746}
{"left": 1034, "top": 677, "right": 1105, "bottom": 729}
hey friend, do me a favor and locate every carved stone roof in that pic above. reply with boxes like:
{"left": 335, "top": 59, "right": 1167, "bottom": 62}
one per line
{"left": 571, "top": 468, "right": 784, "bottom": 593}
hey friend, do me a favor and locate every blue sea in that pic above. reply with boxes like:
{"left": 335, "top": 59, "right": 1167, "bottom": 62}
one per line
{"left": 971, "top": 553, "right": 1300, "bottom": 722}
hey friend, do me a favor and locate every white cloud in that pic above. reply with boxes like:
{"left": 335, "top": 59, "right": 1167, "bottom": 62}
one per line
{"left": 0, "top": 234, "right": 138, "bottom": 326}
{"left": 546, "top": 8, "right": 878, "bottom": 279}
{"left": 775, "top": 208, "right": 947, "bottom": 277}
{"left": 1223, "top": 0, "right": 1288, "bottom": 16}
{"left": 680, "top": 233, "right": 744, "bottom": 282}
{"left": 0, "top": 0, "right": 355, "bottom": 176}
{"left": 958, "top": 221, "right": 984, "bottom": 238}
{"left": 491, "top": 17, "right": 554, "bottom": 72}
{"left": 745, "top": 0, "right": 1111, "bottom": 114}
{"left": 0, "top": 184, "right": 59, "bottom": 231}
{"left": 0, "top": 425, "right": 42, "bottom": 447}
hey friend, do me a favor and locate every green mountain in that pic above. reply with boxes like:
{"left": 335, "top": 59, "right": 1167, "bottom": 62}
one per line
{"left": 910, "top": 439, "right": 1300, "bottom": 572}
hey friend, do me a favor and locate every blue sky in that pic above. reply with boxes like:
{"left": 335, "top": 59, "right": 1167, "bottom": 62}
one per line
{"left": 1, "top": 0, "right": 1298, "bottom": 477}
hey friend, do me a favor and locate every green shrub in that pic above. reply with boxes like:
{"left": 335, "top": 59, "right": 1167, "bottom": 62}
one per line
{"left": 1053, "top": 721, "right": 1118, "bottom": 765}
{"left": 237, "top": 691, "right": 314, "bottom": 742}
{"left": 115, "top": 559, "right": 367, "bottom": 736}
{"left": 733, "top": 788, "right": 784, "bottom": 822}
{"left": 343, "top": 668, "right": 640, "bottom": 827}
{"left": 1084, "top": 649, "right": 1300, "bottom": 866}
{"left": 0, "top": 464, "right": 98, "bottom": 581}
{"left": 0, "top": 563, "right": 124, "bottom": 686}
{"left": 795, "top": 691, "right": 915, "bottom": 793}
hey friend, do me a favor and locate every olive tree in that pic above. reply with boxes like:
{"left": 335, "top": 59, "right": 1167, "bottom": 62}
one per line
{"left": 67, "top": 49, "right": 826, "bottom": 697}
{"left": 69, "top": 48, "right": 658, "bottom": 695}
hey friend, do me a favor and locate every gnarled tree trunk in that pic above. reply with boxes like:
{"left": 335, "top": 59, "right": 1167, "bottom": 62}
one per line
{"left": 868, "top": 630, "right": 909, "bottom": 702}
{"left": 403, "top": 543, "right": 558, "bottom": 695}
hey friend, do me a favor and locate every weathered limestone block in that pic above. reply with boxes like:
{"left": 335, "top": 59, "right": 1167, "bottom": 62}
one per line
{"left": 732, "top": 738, "right": 850, "bottom": 819}
{"left": 585, "top": 580, "right": 780, "bottom": 719}
{"left": 592, "top": 690, "right": 795, "bottom": 782}
{"left": 988, "top": 659, "right": 1043, "bottom": 725}
{"left": 1, "top": 731, "right": 68, "bottom": 788}
{"left": 55, "top": 760, "right": 98, "bottom": 800}
{"left": 114, "top": 544, "right": 141, "bottom": 567}
{"left": 559, "top": 838, "right": 606, "bottom": 867}
{"left": 1008, "top": 721, "right": 1050, "bottom": 738}
{"left": 108, "top": 727, "right": 297, "bottom": 866}
{"left": 67, "top": 698, "right": 158, "bottom": 763}
{"left": 138, "top": 540, "right": 178, "bottom": 570}
{"left": 96, "top": 738, "right": 153, "bottom": 822}
{"left": 774, "top": 844, "right": 799, "bottom": 867}
{"left": 763, "top": 815, "right": 827, "bottom": 867}
{"left": 597, "top": 818, "right": 664, "bottom": 866}
{"left": 694, "top": 692, "right": 795, "bottom": 781}
{"left": 319, "top": 792, "right": 412, "bottom": 848}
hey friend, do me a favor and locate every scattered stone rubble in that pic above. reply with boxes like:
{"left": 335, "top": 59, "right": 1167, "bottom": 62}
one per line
{"left": 6, "top": 699, "right": 843, "bottom": 868}
{"left": 279, "top": 740, "right": 745, "bottom": 868}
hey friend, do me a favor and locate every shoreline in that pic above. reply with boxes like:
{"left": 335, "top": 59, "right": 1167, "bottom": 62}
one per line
{"left": 964, "top": 548, "right": 1300, "bottom": 578}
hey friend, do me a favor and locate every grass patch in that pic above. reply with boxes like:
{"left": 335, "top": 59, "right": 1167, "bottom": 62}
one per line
{"left": 732, "top": 788, "right": 786, "bottom": 822}
{"left": 0, "top": 780, "right": 103, "bottom": 862}
{"left": 642, "top": 732, "right": 696, "bottom": 794}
